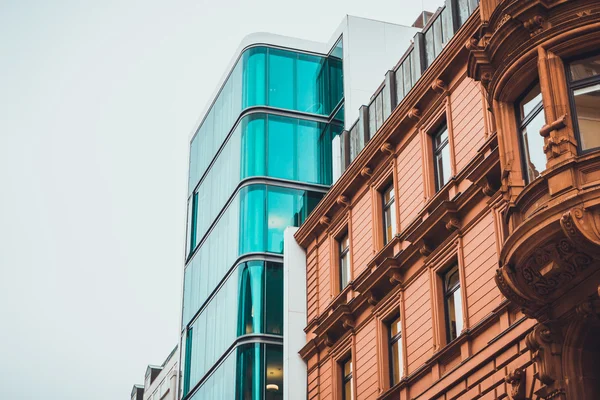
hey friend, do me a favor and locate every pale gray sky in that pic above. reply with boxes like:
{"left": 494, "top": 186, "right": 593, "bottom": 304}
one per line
{"left": 0, "top": 0, "right": 443, "bottom": 398}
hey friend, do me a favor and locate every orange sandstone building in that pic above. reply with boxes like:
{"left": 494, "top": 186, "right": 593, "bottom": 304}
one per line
{"left": 293, "top": 0, "right": 600, "bottom": 399}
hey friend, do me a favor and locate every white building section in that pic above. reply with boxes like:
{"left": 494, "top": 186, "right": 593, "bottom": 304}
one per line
{"left": 283, "top": 227, "right": 307, "bottom": 400}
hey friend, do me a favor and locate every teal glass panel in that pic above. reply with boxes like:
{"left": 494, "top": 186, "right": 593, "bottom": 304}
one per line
{"left": 267, "top": 115, "right": 295, "bottom": 181}
{"left": 183, "top": 260, "right": 283, "bottom": 392}
{"left": 182, "top": 185, "right": 323, "bottom": 329}
{"left": 265, "top": 345, "right": 283, "bottom": 400}
{"left": 238, "top": 261, "right": 265, "bottom": 335}
{"left": 239, "top": 185, "right": 266, "bottom": 254}
{"left": 241, "top": 115, "right": 266, "bottom": 178}
{"left": 297, "top": 53, "right": 323, "bottom": 114}
{"left": 267, "top": 187, "right": 296, "bottom": 253}
{"left": 237, "top": 343, "right": 262, "bottom": 400}
{"left": 265, "top": 263, "right": 283, "bottom": 335}
{"left": 188, "top": 45, "right": 344, "bottom": 194}
{"left": 268, "top": 49, "right": 295, "bottom": 110}
{"left": 243, "top": 47, "right": 267, "bottom": 108}
{"left": 183, "top": 327, "right": 193, "bottom": 396}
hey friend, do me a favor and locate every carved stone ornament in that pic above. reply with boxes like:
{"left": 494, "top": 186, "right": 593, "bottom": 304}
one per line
{"left": 431, "top": 79, "right": 447, "bottom": 93}
{"left": 560, "top": 207, "right": 600, "bottom": 256}
{"left": 342, "top": 316, "right": 355, "bottom": 330}
{"left": 360, "top": 167, "right": 373, "bottom": 178}
{"left": 523, "top": 15, "right": 545, "bottom": 37}
{"left": 445, "top": 217, "right": 461, "bottom": 232}
{"left": 420, "top": 242, "right": 433, "bottom": 257}
{"left": 388, "top": 271, "right": 402, "bottom": 286}
{"left": 526, "top": 324, "right": 562, "bottom": 386}
{"left": 380, "top": 142, "right": 394, "bottom": 156}
{"left": 506, "top": 368, "right": 526, "bottom": 400}
{"left": 407, "top": 107, "right": 421, "bottom": 120}
{"left": 319, "top": 216, "right": 331, "bottom": 226}
{"left": 336, "top": 195, "right": 350, "bottom": 207}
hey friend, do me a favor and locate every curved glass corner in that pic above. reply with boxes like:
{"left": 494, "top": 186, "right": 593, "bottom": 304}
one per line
{"left": 183, "top": 261, "right": 283, "bottom": 393}
{"left": 182, "top": 184, "right": 323, "bottom": 328}
{"left": 185, "top": 343, "right": 283, "bottom": 400}
{"left": 188, "top": 45, "right": 344, "bottom": 193}
{"left": 188, "top": 113, "right": 340, "bottom": 250}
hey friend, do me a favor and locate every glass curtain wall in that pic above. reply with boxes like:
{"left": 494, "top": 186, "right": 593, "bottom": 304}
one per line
{"left": 183, "top": 261, "right": 283, "bottom": 393}
{"left": 187, "top": 114, "right": 340, "bottom": 255}
{"left": 188, "top": 46, "right": 344, "bottom": 193}
{"left": 182, "top": 184, "right": 323, "bottom": 328}
{"left": 186, "top": 343, "right": 283, "bottom": 400}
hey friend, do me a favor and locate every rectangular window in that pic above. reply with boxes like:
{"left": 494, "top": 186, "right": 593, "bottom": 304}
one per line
{"left": 339, "top": 234, "right": 351, "bottom": 290}
{"left": 568, "top": 54, "right": 600, "bottom": 152}
{"left": 443, "top": 265, "right": 463, "bottom": 342}
{"left": 382, "top": 184, "right": 396, "bottom": 245}
{"left": 388, "top": 315, "right": 403, "bottom": 386}
{"left": 341, "top": 359, "right": 353, "bottom": 400}
{"left": 433, "top": 124, "right": 451, "bottom": 191}
{"left": 517, "top": 83, "right": 546, "bottom": 183}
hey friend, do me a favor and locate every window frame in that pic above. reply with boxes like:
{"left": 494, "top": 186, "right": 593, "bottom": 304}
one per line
{"left": 432, "top": 123, "right": 450, "bottom": 192}
{"left": 443, "top": 264, "right": 463, "bottom": 343}
{"left": 514, "top": 81, "right": 545, "bottom": 184}
{"left": 341, "top": 358, "right": 353, "bottom": 400}
{"left": 382, "top": 183, "right": 396, "bottom": 245}
{"left": 566, "top": 52, "right": 600, "bottom": 155}
{"left": 338, "top": 233, "right": 351, "bottom": 290}
{"left": 387, "top": 314, "right": 403, "bottom": 387}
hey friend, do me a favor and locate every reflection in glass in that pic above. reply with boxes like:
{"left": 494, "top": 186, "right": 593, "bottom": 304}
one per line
{"left": 518, "top": 84, "right": 546, "bottom": 183}
{"left": 433, "top": 125, "right": 451, "bottom": 191}
{"left": 188, "top": 46, "right": 344, "bottom": 194}
{"left": 444, "top": 265, "right": 463, "bottom": 342}
{"left": 265, "top": 345, "right": 283, "bottom": 400}
{"left": 341, "top": 359, "right": 353, "bottom": 400}
{"left": 339, "top": 234, "right": 351, "bottom": 290}
{"left": 388, "top": 315, "right": 403, "bottom": 386}
{"left": 573, "top": 84, "right": 600, "bottom": 150}
{"left": 382, "top": 184, "right": 396, "bottom": 245}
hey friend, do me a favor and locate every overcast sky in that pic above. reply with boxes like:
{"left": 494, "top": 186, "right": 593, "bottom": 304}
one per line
{"left": 0, "top": 0, "right": 443, "bottom": 398}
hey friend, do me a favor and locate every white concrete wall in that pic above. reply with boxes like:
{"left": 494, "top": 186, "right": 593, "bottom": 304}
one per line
{"left": 283, "top": 227, "right": 307, "bottom": 400}
{"left": 342, "top": 16, "right": 419, "bottom": 129}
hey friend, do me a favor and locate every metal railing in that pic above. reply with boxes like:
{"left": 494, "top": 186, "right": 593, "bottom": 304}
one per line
{"left": 340, "top": 0, "right": 479, "bottom": 170}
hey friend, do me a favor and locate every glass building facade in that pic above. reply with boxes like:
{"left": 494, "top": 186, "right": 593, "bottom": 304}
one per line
{"left": 181, "top": 39, "right": 344, "bottom": 400}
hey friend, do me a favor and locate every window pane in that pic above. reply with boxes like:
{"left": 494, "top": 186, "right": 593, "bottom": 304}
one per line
{"left": 573, "top": 83, "right": 600, "bottom": 151}
{"left": 268, "top": 115, "right": 296, "bottom": 180}
{"left": 570, "top": 53, "right": 600, "bottom": 81}
{"left": 391, "top": 340, "right": 402, "bottom": 385}
{"left": 297, "top": 53, "right": 322, "bottom": 114}
{"left": 268, "top": 49, "right": 295, "bottom": 110}
{"left": 240, "top": 185, "right": 266, "bottom": 254}
{"left": 521, "top": 110, "right": 546, "bottom": 182}
{"left": 343, "top": 380, "right": 353, "bottom": 400}
{"left": 519, "top": 83, "right": 542, "bottom": 119}
{"left": 343, "top": 360, "right": 352, "bottom": 377}
{"left": 265, "top": 263, "right": 284, "bottom": 335}
{"left": 243, "top": 48, "right": 267, "bottom": 108}
{"left": 265, "top": 345, "right": 283, "bottom": 400}
{"left": 267, "top": 187, "right": 295, "bottom": 253}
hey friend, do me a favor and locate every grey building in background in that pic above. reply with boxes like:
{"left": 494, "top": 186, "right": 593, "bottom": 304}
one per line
{"left": 131, "top": 346, "right": 179, "bottom": 400}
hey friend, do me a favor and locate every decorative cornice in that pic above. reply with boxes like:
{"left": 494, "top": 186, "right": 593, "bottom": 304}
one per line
{"left": 294, "top": 11, "right": 481, "bottom": 248}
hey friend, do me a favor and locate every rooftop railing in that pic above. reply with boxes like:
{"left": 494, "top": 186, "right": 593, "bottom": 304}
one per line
{"left": 339, "top": 0, "right": 479, "bottom": 170}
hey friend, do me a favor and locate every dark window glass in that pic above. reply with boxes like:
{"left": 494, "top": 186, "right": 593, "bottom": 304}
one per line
{"left": 382, "top": 184, "right": 396, "bottom": 245}
{"left": 388, "top": 315, "right": 403, "bottom": 386}
{"left": 517, "top": 83, "right": 546, "bottom": 183}
{"left": 443, "top": 265, "right": 463, "bottom": 342}
{"left": 339, "top": 234, "right": 351, "bottom": 290}
{"left": 265, "top": 263, "right": 283, "bottom": 335}
{"left": 341, "top": 359, "right": 353, "bottom": 400}
{"left": 433, "top": 124, "right": 451, "bottom": 191}
{"left": 569, "top": 54, "right": 600, "bottom": 152}
{"left": 265, "top": 345, "right": 283, "bottom": 400}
